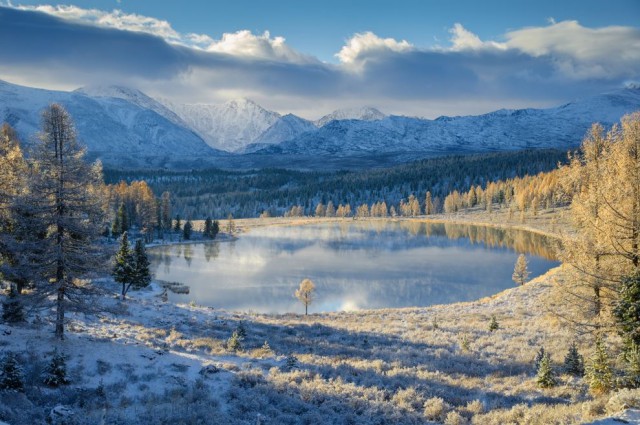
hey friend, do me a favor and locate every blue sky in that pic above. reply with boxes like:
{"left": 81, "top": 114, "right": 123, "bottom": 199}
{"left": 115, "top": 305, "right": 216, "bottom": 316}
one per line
{"left": 0, "top": 0, "right": 638, "bottom": 118}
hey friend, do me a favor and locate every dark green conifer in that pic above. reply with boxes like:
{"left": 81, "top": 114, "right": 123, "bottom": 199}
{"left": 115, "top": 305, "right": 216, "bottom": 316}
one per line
{"left": 0, "top": 352, "right": 24, "bottom": 391}
{"left": 42, "top": 350, "right": 69, "bottom": 387}
{"left": 563, "top": 341, "right": 584, "bottom": 376}
{"left": 112, "top": 232, "right": 134, "bottom": 299}
{"left": 536, "top": 353, "right": 556, "bottom": 388}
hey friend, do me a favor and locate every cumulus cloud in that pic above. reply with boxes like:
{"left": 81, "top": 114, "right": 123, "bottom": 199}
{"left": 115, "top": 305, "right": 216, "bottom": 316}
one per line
{"left": 7, "top": 3, "right": 312, "bottom": 63}
{"left": 0, "top": 4, "right": 638, "bottom": 118}
{"left": 504, "top": 20, "right": 640, "bottom": 79}
{"left": 448, "top": 23, "right": 505, "bottom": 51}
{"left": 205, "top": 30, "right": 315, "bottom": 63}
{"left": 336, "top": 32, "right": 413, "bottom": 67}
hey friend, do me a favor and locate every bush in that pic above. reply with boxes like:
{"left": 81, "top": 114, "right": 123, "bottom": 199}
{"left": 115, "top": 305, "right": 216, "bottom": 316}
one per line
{"left": 423, "top": 397, "right": 450, "bottom": 421}
{"left": 444, "top": 410, "right": 466, "bottom": 425}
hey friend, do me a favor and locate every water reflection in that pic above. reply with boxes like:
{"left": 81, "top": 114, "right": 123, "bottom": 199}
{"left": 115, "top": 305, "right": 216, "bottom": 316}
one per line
{"left": 148, "top": 222, "right": 559, "bottom": 313}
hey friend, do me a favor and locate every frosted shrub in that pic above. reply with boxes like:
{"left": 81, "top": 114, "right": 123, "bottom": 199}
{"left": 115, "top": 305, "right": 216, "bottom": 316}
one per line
{"left": 464, "top": 399, "right": 484, "bottom": 415}
{"left": 423, "top": 396, "right": 449, "bottom": 421}
{"left": 392, "top": 387, "right": 424, "bottom": 412}
{"left": 444, "top": 410, "right": 466, "bottom": 425}
{"left": 606, "top": 388, "right": 640, "bottom": 414}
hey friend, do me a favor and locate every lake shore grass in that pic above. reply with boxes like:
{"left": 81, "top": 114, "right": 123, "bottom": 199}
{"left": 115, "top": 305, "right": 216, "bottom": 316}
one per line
{"left": 2, "top": 207, "right": 635, "bottom": 424}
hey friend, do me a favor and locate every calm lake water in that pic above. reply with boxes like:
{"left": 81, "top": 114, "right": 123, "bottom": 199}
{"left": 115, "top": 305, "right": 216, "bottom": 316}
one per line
{"left": 149, "top": 221, "right": 559, "bottom": 313}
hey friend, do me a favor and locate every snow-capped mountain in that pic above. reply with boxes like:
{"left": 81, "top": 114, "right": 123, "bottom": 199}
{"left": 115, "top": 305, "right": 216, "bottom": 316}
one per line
{"left": 253, "top": 87, "right": 640, "bottom": 157}
{"left": 243, "top": 114, "right": 317, "bottom": 152}
{"left": 0, "top": 80, "right": 223, "bottom": 168}
{"left": 159, "top": 98, "right": 281, "bottom": 152}
{"left": 316, "top": 106, "right": 386, "bottom": 127}
{"left": 76, "top": 85, "right": 189, "bottom": 129}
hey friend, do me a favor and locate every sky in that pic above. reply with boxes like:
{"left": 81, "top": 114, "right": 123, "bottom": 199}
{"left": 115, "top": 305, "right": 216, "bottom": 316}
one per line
{"left": 0, "top": 0, "right": 639, "bottom": 118}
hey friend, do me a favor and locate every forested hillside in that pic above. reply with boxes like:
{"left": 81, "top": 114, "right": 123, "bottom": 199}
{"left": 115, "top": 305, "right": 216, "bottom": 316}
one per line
{"left": 104, "top": 149, "right": 567, "bottom": 219}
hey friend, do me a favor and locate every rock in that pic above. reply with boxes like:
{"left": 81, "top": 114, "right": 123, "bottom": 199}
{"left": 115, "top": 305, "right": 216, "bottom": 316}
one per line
{"left": 199, "top": 364, "right": 220, "bottom": 376}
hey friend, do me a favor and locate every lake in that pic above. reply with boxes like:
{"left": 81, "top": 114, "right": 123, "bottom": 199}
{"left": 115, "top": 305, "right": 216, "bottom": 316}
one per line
{"left": 148, "top": 221, "right": 559, "bottom": 313}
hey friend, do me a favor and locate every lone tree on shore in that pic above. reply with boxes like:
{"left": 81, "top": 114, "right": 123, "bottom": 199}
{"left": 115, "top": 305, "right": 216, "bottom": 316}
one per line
{"left": 295, "top": 278, "right": 315, "bottom": 315}
{"left": 113, "top": 234, "right": 152, "bottom": 299}
{"left": 512, "top": 254, "right": 531, "bottom": 286}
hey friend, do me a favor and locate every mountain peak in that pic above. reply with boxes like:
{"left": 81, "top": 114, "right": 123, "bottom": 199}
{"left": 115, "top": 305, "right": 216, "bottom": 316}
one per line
{"left": 316, "top": 106, "right": 386, "bottom": 127}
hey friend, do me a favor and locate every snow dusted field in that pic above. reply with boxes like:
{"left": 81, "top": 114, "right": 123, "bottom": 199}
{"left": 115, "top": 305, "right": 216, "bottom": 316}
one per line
{"left": 1, "top": 216, "right": 639, "bottom": 424}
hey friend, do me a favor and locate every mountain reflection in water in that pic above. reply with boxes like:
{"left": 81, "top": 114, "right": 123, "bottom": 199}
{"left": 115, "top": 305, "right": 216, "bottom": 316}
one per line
{"left": 149, "top": 222, "right": 558, "bottom": 313}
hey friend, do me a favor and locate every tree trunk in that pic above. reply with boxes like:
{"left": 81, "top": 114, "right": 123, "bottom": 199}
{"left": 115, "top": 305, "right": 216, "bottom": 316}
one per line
{"left": 55, "top": 284, "right": 65, "bottom": 339}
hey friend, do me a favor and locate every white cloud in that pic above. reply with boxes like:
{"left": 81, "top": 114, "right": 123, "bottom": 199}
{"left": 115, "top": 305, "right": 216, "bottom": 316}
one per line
{"left": 336, "top": 32, "right": 413, "bottom": 67}
{"left": 8, "top": 3, "right": 311, "bottom": 62}
{"left": 504, "top": 20, "right": 640, "bottom": 78}
{"left": 15, "top": 4, "right": 184, "bottom": 42}
{"left": 205, "top": 30, "right": 314, "bottom": 63}
{"left": 448, "top": 23, "right": 505, "bottom": 51}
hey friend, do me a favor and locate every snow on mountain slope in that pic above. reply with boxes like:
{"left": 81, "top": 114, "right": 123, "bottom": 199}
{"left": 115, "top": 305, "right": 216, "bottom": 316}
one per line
{"left": 316, "top": 106, "right": 386, "bottom": 127}
{"left": 159, "top": 98, "right": 281, "bottom": 152}
{"left": 256, "top": 87, "right": 640, "bottom": 157}
{"left": 76, "top": 85, "right": 189, "bottom": 129}
{"left": 0, "top": 80, "right": 222, "bottom": 168}
{"left": 243, "top": 114, "right": 317, "bottom": 152}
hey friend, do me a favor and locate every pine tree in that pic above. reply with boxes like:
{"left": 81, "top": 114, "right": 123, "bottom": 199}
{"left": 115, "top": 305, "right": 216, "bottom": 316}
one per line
{"left": 284, "top": 354, "right": 298, "bottom": 370}
{"left": 488, "top": 315, "right": 499, "bottom": 332}
{"left": 42, "top": 349, "right": 69, "bottom": 387}
{"left": 203, "top": 217, "right": 213, "bottom": 238}
{"left": 226, "top": 214, "right": 236, "bottom": 235}
{"left": 614, "top": 272, "right": 640, "bottom": 348}
{"left": 563, "top": 341, "right": 585, "bottom": 376}
{"left": 161, "top": 191, "right": 172, "bottom": 232}
{"left": 227, "top": 331, "right": 242, "bottom": 351}
{"left": 623, "top": 341, "right": 640, "bottom": 388}
{"left": 211, "top": 220, "right": 220, "bottom": 238}
{"left": 585, "top": 336, "right": 613, "bottom": 395}
{"left": 536, "top": 353, "right": 556, "bottom": 388}
{"left": 2, "top": 288, "right": 24, "bottom": 323}
{"left": 132, "top": 239, "right": 151, "bottom": 291}
{"left": 258, "top": 341, "right": 273, "bottom": 358}
{"left": 174, "top": 215, "right": 181, "bottom": 232}
{"left": 512, "top": 254, "right": 531, "bottom": 286}
{"left": 0, "top": 352, "right": 24, "bottom": 391}
{"left": 14, "top": 104, "right": 105, "bottom": 339}
{"left": 112, "top": 232, "right": 134, "bottom": 300}
{"left": 183, "top": 219, "right": 193, "bottom": 240}
{"left": 236, "top": 321, "right": 247, "bottom": 339}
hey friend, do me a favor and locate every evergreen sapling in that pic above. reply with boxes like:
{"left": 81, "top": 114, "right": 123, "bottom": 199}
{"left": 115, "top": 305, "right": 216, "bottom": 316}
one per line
{"left": 42, "top": 350, "right": 70, "bottom": 387}
{"left": 0, "top": 352, "right": 24, "bottom": 391}
{"left": 536, "top": 352, "right": 556, "bottom": 388}
{"left": 563, "top": 341, "right": 585, "bottom": 376}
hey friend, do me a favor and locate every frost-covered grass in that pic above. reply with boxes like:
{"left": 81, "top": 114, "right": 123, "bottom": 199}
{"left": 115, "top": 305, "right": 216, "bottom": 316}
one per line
{"left": 0, "top": 213, "right": 633, "bottom": 424}
{"left": 0, "top": 266, "right": 633, "bottom": 424}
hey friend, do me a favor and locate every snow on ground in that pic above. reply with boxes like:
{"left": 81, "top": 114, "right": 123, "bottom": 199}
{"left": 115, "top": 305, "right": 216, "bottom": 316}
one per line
{"left": 0, "top": 215, "right": 636, "bottom": 424}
